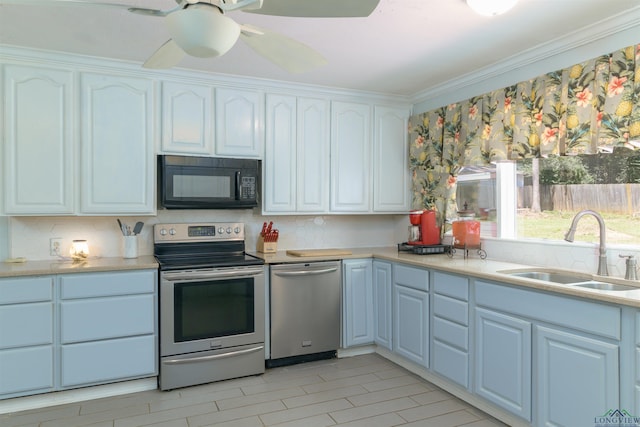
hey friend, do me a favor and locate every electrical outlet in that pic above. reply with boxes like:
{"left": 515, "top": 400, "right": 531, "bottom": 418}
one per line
{"left": 50, "top": 238, "right": 62, "bottom": 256}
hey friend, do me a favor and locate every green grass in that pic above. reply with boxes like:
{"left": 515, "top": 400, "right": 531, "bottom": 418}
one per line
{"left": 517, "top": 210, "right": 640, "bottom": 245}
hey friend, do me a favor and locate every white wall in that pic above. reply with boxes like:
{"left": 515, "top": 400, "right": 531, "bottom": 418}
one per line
{"left": 7, "top": 212, "right": 408, "bottom": 260}
{"left": 0, "top": 217, "right": 8, "bottom": 261}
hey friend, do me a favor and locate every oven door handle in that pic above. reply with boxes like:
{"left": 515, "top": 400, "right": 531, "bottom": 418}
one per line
{"left": 162, "top": 267, "right": 264, "bottom": 282}
{"left": 272, "top": 267, "right": 338, "bottom": 277}
{"left": 163, "top": 345, "right": 264, "bottom": 365}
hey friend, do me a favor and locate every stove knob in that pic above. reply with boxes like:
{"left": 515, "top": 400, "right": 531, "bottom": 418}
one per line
{"left": 159, "top": 228, "right": 167, "bottom": 236}
{"left": 234, "top": 227, "right": 241, "bottom": 234}
{"left": 226, "top": 227, "right": 232, "bottom": 234}
{"left": 169, "top": 228, "right": 176, "bottom": 236}
{"left": 218, "top": 227, "right": 224, "bottom": 234}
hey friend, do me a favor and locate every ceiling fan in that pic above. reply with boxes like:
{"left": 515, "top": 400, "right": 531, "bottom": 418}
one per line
{"left": 0, "top": 0, "right": 380, "bottom": 72}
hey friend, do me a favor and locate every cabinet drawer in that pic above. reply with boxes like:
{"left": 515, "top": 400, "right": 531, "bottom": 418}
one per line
{"left": 433, "top": 271, "right": 468, "bottom": 301}
{"left": 0, "top": 303, "right": 53, "bottom": 349}
{"left": 433, "top": 294, "right": 468, "bottom": 325}
{"left": 432, "top": 340, "right": 468, "bottom": 388}
{"left": 636, "top": 312, "right": 640, "bottom": 344}
{"left": 0, "top": 277, "right": 53, "bottom": 304}
{"left": 394, "top": 264, "right": 428, "bottom": 292}
{"left": 61, "top": 335, "right": 156, "bottom": 388}
{"left": 476, "top": 281, "right": 620, "bottom": 340}
{"left": 61, "top": 294, "right": 155, "bottom": 343}
{"left": 0, "top": 346, "right": 53, "bottom": 396}
{"left": 61, "top": 270, "right": 155, "bottom": 299}
{"left": 433, "top": 317, "right": 468, "bottom": 351}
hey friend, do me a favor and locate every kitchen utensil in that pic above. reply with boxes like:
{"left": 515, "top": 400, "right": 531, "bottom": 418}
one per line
{"left": 132, "top": 221, "right": 144, "bottom": 235}
{"left": 117, "top": 219, "right": 126, "bottom": 236}
{"left": 260, "top": 222, "right": 267, "bottom": 236}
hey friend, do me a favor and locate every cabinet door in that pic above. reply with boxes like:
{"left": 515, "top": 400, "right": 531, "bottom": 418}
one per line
{"left": 161, "top": 81, "right": 213, "bottom": 155}
{"left": 80, "top": 73, "right": 154, "bottom": 214}
{"left": 393, "top": 284, "right": 429, "bottom": 368}
{"left": 372, "top": 260, "right": 392, "bottom": 350}
{"left": 475, "top": 307, "right": 531, "bottom": 422}
{"left": 330, "top": 101, "right": 371, "bottom": 212}
{"left": 3, "top": 65, "right": 74, "bottom": 214}
{"left": 264, "top": 94, "right": 297, "bottom": 212}
{"left": 536, "top": 325, "right": 618, "bottom": 427}
{"left": 215, "top": 87, "right": 263, "bottom": 158}
{"left": 297, "top": 97, "right": 329, "bottom": 212}
{"left": 343, "top": 259, "right": 374, "bottom": 347}
{"left": 373, "top": 105, "right": 410, "bottom": 212}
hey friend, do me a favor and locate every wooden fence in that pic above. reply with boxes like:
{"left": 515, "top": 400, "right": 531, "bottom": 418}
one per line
{"left": 518, "top": 184, "right": 640, "bottom": 214}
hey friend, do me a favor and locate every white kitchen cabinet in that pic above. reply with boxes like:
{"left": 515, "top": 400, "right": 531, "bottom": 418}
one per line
{"left": 637, "top": 311, "right": 640, "bottom": 415}
{"left": 330, "top": 101, "right": 371, "bottom": 212}
{"left": 373, "top": 105, "right": 411, "bottom": 212}
{"left": 393, "top": 263, "right": 429, "bottom": 368}
{"left": 59, "top": 270, "right": 157, "bottom": 389}
{"left": 160, "top": 81, "right": 213, "bottom": 155}
{"left": 342, "top": 259, "right": 374, "bottom": 348}
{"left": 372, "top": 260, "right": 392, "bottom": 350}
{"left": 431, "top": 271, "right": 469, "bottom": 389}
{"left": 215, "top": 87, "right": 263, "bottom": 158}
{"left": 263, "top": 94, "right": 329, "bottom": 213}
{"left": 3, "top": 65, "right": 75, "bottom": 215}
{"left": 0, "top": 276, "right": 55, "bottom": 398}
{"left": 475, "top": 307, "right": 532, "bottom": 422}
{"left": 79, "top": 72, "right": 155, "bottom": 214}
{"left": 536, "top": 325, "right": 618, "bottom": 427}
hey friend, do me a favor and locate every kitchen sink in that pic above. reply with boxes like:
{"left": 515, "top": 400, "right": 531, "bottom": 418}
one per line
{"left": 571, "top": 281, "right": 639, "bottom": 292}
{"left": 502, "top": 270, "right": 590, "bottom": 284}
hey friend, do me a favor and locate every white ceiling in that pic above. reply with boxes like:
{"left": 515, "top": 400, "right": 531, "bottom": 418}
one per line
{"left": 1, "top": 0, "right": 639, "bottom": 97}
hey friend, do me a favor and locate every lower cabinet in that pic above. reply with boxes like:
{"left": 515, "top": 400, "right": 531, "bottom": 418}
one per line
{"left": 475, "top": 307, "right": 532, "bottom": 422}
{"left": 637, "top": 311, "right": 640, "bottom": 415}
{"left": 393, "top": 264, "right": 429, "bottom": 368}
{"left": 342, "top": 259, "right": 374, "bottom": 348}
{"left": 0, "top": 269, "right": 157, "bottom": 400}
{"left": 372, "top": 260, "right": 392, "bottom": 350}
{"left": 0, "top": 276, "right": 55, "bottom": 398}
{"left": 536, "top": 325, "right": 618, "bottom": 427}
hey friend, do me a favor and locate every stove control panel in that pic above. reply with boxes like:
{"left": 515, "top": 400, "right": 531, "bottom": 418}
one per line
{"left": 154, "top": 223, "right": 245, "bottom": 243}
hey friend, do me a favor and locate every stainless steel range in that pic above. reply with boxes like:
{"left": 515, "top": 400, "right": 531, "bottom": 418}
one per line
{"left": 154, "top": 222, "right": 266, "bottom": 391}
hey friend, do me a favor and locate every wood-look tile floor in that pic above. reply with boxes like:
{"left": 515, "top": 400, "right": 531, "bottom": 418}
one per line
{"left": 1, "top": 354, "right": 507, "bottom": 427}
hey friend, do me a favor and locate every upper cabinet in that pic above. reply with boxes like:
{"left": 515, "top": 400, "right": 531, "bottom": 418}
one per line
{"left": 215, "top": 87, "right": 263, "bottom": 158}
{"left": 161, "top": 81, "right": 213, "bottom": 155}
{"left": 79, "top": 73, "right": 155, "bottom": 215}
{"left": 373, "top": 105, "right": 411, "bottom": 212}
{"left": 330, "top": 101, "right": 371, "bottom": 212}
{"left": 263, "top": 94, "right": 329, "bottom": 213}
{"left": 3, "top": 65, "right": 75, "bottom": 215}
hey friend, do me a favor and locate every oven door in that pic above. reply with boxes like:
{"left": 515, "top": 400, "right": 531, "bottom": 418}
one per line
{"left": 160, "top": 265, "right": 265, "bottom": 358}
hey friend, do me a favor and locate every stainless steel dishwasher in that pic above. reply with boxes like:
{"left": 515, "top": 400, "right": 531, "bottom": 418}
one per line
{"left": 268, "top": 261, "right": 342, "bottom": 367}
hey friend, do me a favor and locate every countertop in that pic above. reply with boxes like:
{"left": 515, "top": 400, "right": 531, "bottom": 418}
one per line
{"left": 0, "top": 255, "right": 158, "bottom": 278}
{"left": 252, "top": 246, "right": 640, "bottom": 308}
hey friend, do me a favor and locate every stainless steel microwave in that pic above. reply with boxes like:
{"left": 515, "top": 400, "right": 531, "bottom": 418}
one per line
{"left": 158, "top": 155, "right": 260, "bottom": 209}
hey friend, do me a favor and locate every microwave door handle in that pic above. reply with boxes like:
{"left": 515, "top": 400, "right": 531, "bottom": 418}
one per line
{"left": 235, "top": 171, "right": 241, "bottom": 200}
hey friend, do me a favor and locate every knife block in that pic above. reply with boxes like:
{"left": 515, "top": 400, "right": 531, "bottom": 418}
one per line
{"left": 257, "top": 235, "right": 277, "bottom": 253}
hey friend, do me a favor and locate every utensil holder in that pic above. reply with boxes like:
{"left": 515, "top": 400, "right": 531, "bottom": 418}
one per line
{"left": 256, "top": 235, "right": 277, "bottom": 253}
{"left": 123, "top": 235, "right": 138, "bottom": 259}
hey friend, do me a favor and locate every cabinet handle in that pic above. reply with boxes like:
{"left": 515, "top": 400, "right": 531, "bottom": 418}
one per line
{"left": 273, "top": 267, "right": 338, "bottom": 277}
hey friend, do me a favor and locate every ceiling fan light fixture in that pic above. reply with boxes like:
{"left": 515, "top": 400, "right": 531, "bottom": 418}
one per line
{"left": 466, "top": 0, "right": 518, "bottom": 16}
{"left": 166, "top": 4, "right": 240, "bottom": 57}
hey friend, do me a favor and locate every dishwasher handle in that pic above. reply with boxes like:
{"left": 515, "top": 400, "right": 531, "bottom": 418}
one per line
{"left": 272, "top": 267, "right": 338, "bottom": 277}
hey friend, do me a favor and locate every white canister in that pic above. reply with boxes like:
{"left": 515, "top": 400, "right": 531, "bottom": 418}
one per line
{"left": 123, "top": 235, "right": 138, "bottom": 259}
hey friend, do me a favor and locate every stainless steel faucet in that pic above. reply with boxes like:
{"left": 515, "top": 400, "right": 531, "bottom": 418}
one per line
{"left": 564, "top": 209, "right": 609, "bottom": 276}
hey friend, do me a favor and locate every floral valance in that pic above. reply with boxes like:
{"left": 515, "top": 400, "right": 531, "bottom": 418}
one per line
{"left": 409, "top": 43, "right": 640, "bottom": 217}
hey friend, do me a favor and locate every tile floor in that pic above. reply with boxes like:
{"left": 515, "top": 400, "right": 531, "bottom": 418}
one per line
{"left": 1, "top": 354, "right": 507, "bottom": 427}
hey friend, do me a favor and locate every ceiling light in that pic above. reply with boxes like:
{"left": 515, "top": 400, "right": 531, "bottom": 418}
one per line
{"left": 166, "top": 4, "right": 240, "bottom": 57}
{"left": 466, "top": 0, "right": 518, "bottom": 16}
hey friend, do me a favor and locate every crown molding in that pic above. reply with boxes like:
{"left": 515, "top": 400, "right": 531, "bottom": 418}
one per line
{"left": 411, "top": 5, "right": 640, "bottom": 112}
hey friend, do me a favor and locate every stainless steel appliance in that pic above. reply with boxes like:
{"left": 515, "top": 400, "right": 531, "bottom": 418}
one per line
{"left": 268, "top": 261, "right": 341, "bottom": 367}
{"left": 154, "top": 223, "right": 266, "bottom": 390}
{"left": 158, "top": 155, "right": 260, "bottom": 209}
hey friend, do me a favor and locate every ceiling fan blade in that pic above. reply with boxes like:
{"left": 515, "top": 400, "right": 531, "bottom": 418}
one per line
{"left": 142, "top": 39, "right": 185, "bottom": 69}
{"left": 0, "top": 0, "right": 178, "bottom": 17}
{"left": 240, "top": 24, "right": 327, "bottom": 73}
{"left": 243, "top": 0, "right": 380, "bottom": 17}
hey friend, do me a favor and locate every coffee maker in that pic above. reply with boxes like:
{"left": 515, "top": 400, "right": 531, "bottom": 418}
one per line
{"left": 408, "top": 210, "right": 440, "bottom": 245}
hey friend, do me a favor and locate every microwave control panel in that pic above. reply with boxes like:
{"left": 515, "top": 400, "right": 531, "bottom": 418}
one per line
{"left": 241, "top": 176, "right": 257, "bottom": 200}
